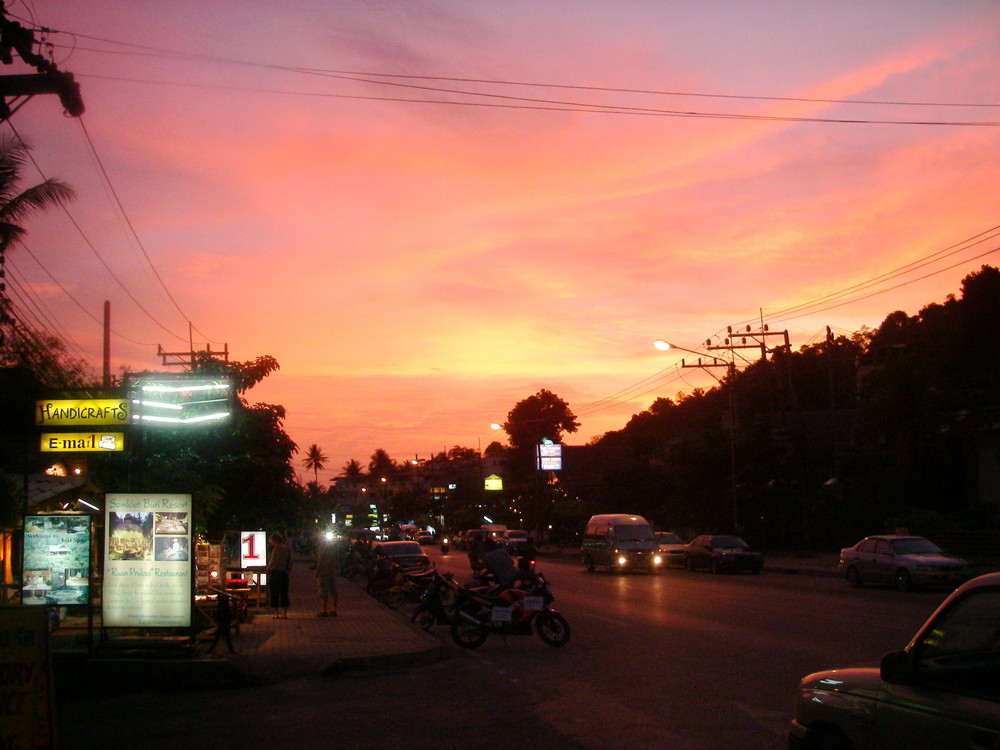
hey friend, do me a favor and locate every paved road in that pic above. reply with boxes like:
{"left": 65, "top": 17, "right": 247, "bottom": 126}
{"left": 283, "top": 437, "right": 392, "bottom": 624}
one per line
{"left": 431, "top": 548, "right": 948, "bottom": 749}
{"left": 55, "top": 546, "right": 951, "bottom": 750}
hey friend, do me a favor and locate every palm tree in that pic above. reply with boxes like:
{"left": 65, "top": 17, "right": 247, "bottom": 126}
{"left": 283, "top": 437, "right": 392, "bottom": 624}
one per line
{"left": 303, "top": 443, "right": 328, "bottom": 485}
{"left": 0, "top": 134, "right": 75, "bottom": 262}
{"left": 0, "top": 134, "right": 75, "bottom": 371}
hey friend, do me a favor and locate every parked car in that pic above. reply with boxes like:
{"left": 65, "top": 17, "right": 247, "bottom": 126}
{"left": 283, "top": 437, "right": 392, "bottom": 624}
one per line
{"left": 654, "top": 531, "right": 686, "bottom": 567}
{"left": 370, "top": 541, "right": 432, "bottom": 575}
{"left": 789, "top": 571, "right": 1000, "bottom": 750}
{"left": 501, "top": 529, "right": 530, "bottom": 555}
{"left": 838, "top": 535, "right": 969, "bottom": 592}
{"left": 683, "top": 535, "right": 762, "bottom": 574}
{"left": 414, "top": 531, "right": 434, "bottom": 545}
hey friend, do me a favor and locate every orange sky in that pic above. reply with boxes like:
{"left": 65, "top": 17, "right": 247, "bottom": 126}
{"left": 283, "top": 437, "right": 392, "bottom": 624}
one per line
{"left": 6, "top": 1, "right": 1000, "bottom": 482}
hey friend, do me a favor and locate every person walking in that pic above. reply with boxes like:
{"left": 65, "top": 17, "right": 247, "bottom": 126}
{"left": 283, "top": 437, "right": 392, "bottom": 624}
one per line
{"left": 266, "top": 532, "right": 292, "bottom": 619}
{"left": 315, "top": 536, "right": 339, "bottom": 617}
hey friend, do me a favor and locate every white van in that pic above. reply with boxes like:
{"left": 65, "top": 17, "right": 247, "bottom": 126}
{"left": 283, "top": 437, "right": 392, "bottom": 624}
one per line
{"left": 581, "top": 514, "right": 662, "bottom": 573}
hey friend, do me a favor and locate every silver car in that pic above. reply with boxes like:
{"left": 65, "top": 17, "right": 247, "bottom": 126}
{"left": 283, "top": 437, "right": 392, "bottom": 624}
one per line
{"left": 789, "top": 571, "right": 1000, "bottom": 750}
{"left": 838, "top": 535, "right": 968, "bottom": 591}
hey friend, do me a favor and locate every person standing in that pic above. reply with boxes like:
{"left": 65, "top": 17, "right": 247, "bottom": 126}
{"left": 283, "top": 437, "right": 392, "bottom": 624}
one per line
{"left": 266, "top": 532, "right": 292, "bottom": 619}
{"left": 315, "top": 537, "right": 339, "bottom": 617}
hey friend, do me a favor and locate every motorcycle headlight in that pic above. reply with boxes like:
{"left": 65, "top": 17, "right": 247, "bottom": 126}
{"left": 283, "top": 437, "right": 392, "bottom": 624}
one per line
{"left": 653, "top": 555, "right": 663, "bottom": 565}
{"left": 617, "top": 555, "right": 627, "bottom": 566}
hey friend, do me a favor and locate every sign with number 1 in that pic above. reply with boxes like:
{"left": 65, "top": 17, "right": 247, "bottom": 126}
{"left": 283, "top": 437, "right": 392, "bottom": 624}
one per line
{"left": 240, "top": 531, "right": 266, "bottom": 568}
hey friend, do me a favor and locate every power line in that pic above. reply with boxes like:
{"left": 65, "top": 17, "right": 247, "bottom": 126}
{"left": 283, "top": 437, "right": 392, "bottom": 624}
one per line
{"left": 5, "top": 120, "right": 191, "bottom": 344}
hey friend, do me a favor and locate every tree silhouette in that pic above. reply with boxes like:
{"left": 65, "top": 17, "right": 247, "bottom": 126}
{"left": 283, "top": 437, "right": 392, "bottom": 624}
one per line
{"left": 303, "top": 443, "right": 328, "bottom": 484}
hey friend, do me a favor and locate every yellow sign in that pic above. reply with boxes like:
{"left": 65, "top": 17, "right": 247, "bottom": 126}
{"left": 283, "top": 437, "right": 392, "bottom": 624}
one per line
{"left": 35, "top": 399, "right": 130, "bottom": 426}
{"left": 40, "top": 433, "right": 125, "bottom": 452}
{"left": 484, "top": 474, "right": 503, "bottom": 491}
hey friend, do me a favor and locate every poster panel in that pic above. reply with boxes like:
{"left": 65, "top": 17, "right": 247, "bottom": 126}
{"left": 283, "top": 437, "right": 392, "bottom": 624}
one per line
{"left": 22, "top": 515, "right": 90, "bottom": 607}
{"left": 103, "top": 493, "right": 192, "bottom": 628}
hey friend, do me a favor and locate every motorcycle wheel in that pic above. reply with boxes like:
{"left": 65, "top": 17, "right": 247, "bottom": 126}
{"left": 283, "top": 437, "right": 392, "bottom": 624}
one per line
{"left": 386, "top": 589, "right": 406, "bottom": 609}
{"left": 535, "top": 610, "right": 570, "bottom": 647}
{"left": 451, "top": 617, "right": 489, "bottom": 649}
{"left": 414, "top": 609, "right": 437, "bottom": 630}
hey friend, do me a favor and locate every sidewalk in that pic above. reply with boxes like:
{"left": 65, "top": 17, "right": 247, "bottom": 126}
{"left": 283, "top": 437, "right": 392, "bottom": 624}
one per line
{"left": 50, "top": 560, "right": 444, "bottom": 691}
{"left": 221, "top": 560, "right": 444, "bottom": 682}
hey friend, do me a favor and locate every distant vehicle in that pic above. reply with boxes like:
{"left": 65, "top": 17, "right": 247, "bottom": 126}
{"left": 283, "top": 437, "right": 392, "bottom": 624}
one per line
{"left": 370, "top": 541, "right": 432, "bottom": 575}
{"left": 581, "top": 514, "right": 662, "bottom": 573}
{"left": 414, "top": 531, "right": 434, "bottom": 545}
{"left": 838, "top": 535, "right": 969, "bottom": 592}
{"left": 481, "top": 523, "right": 507, "bottom": 542}
{"left": 463, "top": 529, "right": 485, "bottom": 551}
{"left": 654, "top": 532, "right": 686, "bottom": 567}
{"left": 789, "top": 571, "right": 1000, "bottom": 750}
{"left": 501, "top": 530, "right": 530, "bottom": 555}
{"left": 683, "top": 535, "right": 762, "bottom": 574}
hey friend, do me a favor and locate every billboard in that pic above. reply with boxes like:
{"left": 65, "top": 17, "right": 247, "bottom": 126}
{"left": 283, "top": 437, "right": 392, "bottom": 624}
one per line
{"left": 22, "top": 515, "right": 90, "bottom": 607}
{"left": 126, "top": 373, "right": 233, "bottom": 427}
{"left": 536, "top": 442, "right": 562, "bottom": 471}
{"left": 103, "top": 493, "right": 192, "bottom": 628}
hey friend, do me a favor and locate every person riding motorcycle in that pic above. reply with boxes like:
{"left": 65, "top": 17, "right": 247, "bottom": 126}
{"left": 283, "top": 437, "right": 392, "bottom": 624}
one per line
{"left": 482, "top": 539, "right": 522, "bottom": 590}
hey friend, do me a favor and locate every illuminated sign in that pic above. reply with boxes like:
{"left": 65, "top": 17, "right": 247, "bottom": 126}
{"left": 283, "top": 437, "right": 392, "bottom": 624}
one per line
{"left": 22, "top": 515, "right": 91, "bottom": 607}
{"left": 484, "top": 474, "right": 504, "bottom": 491}
{"left": 536, "top": 442, "right": 562, "bottom": 471}
{"left": 126, "top": 373, "right": 233, "bottom": 427}
{"left": 40, "top": 432, "right": 124, "bottom": 452}
{"left": 35, "top": 398, "right": 129, "bottom": 426}
{"left": 240, "top": 531, "right": 267, "bottom": 568}
{"left": 103, "top": 493, "right": 192, "bottom": 628}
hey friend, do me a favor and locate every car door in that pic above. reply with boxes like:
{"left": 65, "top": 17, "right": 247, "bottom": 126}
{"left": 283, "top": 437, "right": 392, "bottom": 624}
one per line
{"left": 871, "top": 538, "right": 900, "bottom": 585}
{"left": 872, "top": 587, "right": 1000, "bottom": 748}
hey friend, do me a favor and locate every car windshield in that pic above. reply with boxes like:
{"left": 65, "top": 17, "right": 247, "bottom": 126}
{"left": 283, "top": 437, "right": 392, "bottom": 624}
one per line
{"left": 656, "top": 533, "right": 681, "bottom": 544}
{"left": 384, "top": 542, "right": 423, "bottom": 556}
{"left": 613, "top": 525, "right": 654, "bottom": 542}
{"left": 507, "top": 531, "right": 528, "bottom": 540}
{"left": 892, "top": 537, "right": 942, "bottom": 555}
{"left": 712, "top": 536, "right": 748, "bottom": 549}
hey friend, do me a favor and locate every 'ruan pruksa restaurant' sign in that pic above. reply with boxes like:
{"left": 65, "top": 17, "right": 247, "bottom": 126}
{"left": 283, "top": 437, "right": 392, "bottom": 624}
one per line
{"left": 35, "top": 399, "right": 130, "bottom": 426}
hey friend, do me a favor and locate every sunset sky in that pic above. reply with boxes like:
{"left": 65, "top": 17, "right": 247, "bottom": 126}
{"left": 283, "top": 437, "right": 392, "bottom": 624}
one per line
{"left": 5, "top": 1, "right": 999, "bottom": 482}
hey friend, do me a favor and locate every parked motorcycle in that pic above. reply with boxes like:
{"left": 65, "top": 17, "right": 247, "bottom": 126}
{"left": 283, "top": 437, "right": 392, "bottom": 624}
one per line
{"left": 411, "top": 570, "right": 460, "bottom": 629}
{"left": 449, "top": 573, "right": 570, "bottom": 649}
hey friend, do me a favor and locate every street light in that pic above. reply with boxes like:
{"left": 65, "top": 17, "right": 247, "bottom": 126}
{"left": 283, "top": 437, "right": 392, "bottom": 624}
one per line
{"left": 654, "top": 338, "right": 740, "bottom": 532}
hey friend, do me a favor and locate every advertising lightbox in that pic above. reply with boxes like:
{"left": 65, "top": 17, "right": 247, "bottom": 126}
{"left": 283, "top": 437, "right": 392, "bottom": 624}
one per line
{"left": 126, "top": 373, "right": 233, "bottom": 427}
{"left": 536, "top": 442, "right": 562, "bottom": 471}
{"left": 22, "top": 515, "right": 90, "bottom": 607}
{"left": 103, "top": 493, "right": 192, "bottom": 628}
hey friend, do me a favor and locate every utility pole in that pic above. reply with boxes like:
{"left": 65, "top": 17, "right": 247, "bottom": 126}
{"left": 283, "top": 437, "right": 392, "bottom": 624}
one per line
{"left": 0, "top": 5, "right": 84, "bottom": 121}
{"left": 156, "top": 342, "right": 229, "bottom": 370}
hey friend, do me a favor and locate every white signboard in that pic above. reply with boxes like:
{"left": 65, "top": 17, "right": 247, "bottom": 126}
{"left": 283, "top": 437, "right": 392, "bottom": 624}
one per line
{"left": 103, "top": 493, "right": 192, "bottom": 628}
{"left": 536, "top": 443, "right": 562, "bottom": 471}
{"left": 240, "top": 531, "right": 267, "bottom": 568}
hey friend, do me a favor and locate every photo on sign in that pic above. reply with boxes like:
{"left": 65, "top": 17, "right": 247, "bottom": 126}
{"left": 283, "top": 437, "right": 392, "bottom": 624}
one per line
{"left": 154, "top": 535, "right": 189, "bottom": 561}
{"left": 107, "top": 512, "right": 154, "bottom": 561}
{"left": 154, "top": 512, "right": 189, "bottom": 535}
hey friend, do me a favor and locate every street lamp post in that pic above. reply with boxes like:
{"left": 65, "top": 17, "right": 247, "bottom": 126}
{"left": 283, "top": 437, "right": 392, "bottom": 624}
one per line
{"left": 654, "top": 340, "right": 740, "bottom": 532}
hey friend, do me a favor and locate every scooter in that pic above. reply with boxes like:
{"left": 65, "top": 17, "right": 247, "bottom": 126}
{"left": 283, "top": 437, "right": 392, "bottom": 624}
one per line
{"left": 440, "top": 536, "right": 449, "bottom": 555}
{"left": 410, "top": 570, "right": 460, "bottom": 629}
{"left": 449, "top": 572, "right": 570, "bottom": 649}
